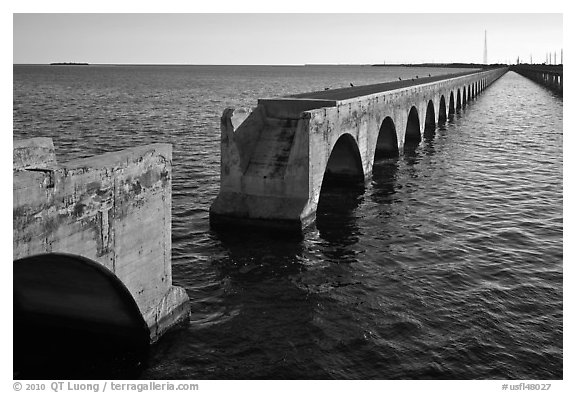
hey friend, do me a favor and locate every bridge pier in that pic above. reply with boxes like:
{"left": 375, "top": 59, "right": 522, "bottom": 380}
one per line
{"left": 210, "top": 68, "right": 508, "bottom": 231}
{"left": 13, "top": 138, "right": 190, "bottom": 343}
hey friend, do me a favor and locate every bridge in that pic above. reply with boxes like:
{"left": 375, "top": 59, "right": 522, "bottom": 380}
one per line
{"left": 511, "top": 65, "right": 562, "bottom": 94}
{"left": 13, "top": 138, "right": 190, "bottom": 349}
{"left": 210, "top": 67, "right": 508, "bottom": 231}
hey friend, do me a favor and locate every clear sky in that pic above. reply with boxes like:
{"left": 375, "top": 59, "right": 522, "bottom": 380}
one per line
{"left": 13, "top": 13, "right": 562, "bottom": 65}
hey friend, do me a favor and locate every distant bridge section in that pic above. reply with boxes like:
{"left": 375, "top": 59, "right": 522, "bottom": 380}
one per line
{"left": 210, "top": 67, "right": 508, "bottom": 231}
{"left": 13, "top": 138, "right": 190, "bottom": 344}
{"left": 512, "top": 65, "right": 562, "bottom": 94}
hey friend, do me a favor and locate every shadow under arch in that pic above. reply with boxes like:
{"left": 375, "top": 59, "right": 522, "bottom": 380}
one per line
{"left": 438, "top": 95, "right": 447, "bottom": 123}
{"left": 375, "top": 116, "right": 399, "bottom": 160}
{"left": 424, "top": 100, "right": 436, "bottom": 137}
{"left": 456, "top": 89, "right": 462, "bottom": 111}
{"left": 404, "top": 106, "right": 421, "bottom": 151}
{"left": 449, "top": 91, "right": 455, "bottom": 116}
{"left": 14, "top": 253, "right": 150, "bottom": 379}
{"left": 462, "top": 86, "right": 467, "bottom": 107}
{"left": 321, "top": 133, "right": 364, "bottom": 188}
{"left": 317, "top": 133, "right": 364, "bottom": 244}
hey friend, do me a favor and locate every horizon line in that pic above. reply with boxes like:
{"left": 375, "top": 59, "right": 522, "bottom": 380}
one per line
{"left": 13, "top": 62, "right": 500, "bottom": 66}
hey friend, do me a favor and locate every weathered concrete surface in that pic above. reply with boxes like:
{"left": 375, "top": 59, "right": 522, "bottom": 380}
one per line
{"left": 13, "top": 138, "right": 190, "bottom": 342}
{"left": 512, "top": 65, "right": 562, "bottom": 94}
{"left": 210, "top": 68, "right": 508, "bottom": 230}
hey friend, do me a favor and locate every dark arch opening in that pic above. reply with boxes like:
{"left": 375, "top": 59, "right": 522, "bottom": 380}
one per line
{"left": 321, "top": 133, "right": 364, "bottom": 188}
{"left": 317, "top": 134, "right": 365, "bottom": 236}
{"left": 456, "top": 89, "right": 462, "bottom": 111}
{"left": 375, "top": 116, "right": 399, "bottom": 160}
{"left": 468, "top": 84, "right": 472, "bottom": 101}
{"left": 438, "top": 95, "right": 447, "bottom": 123}
{"left": 14, "top": 253, "right": 150, "bottom": 378}
{"left": 405, "top": 106, "right": 421, "bottom": 150}
{"left": 424, "top": 100, "right": 436, "bottom": 137}
{"left": 462, "top": 86, "right": 467, "bottom": 107}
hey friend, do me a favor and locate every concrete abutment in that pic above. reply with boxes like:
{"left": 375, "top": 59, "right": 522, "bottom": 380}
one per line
{"left": 13, "top": 138, "right": 190, "bottom": 344}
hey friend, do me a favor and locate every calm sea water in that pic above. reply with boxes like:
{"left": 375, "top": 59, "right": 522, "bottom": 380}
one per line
{"left": 13, "top": 65, "right": 563, "bottom": 379}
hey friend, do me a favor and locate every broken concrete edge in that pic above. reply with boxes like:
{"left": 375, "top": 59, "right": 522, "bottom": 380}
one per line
{"left": 13, "top": 137, "right": 172, "bottom": 173}
{"left": 145, "top": 286, "right": 191, "bottom": 344}
{"left": 13, "top": 137, "right": 57, "bottom": 171}
{"left": 61, "top": 143, "right": 172, "bottom": 170}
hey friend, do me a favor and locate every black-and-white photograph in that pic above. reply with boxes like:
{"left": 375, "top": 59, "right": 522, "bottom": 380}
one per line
{"left": 9, "top": 3, "right": 566, "bottom": 389}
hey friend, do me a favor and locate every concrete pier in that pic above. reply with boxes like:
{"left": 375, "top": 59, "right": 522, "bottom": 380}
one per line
{"left": 210, "top": 68, "right": 508, "bottom": 231}
{"left": 13, "top": 138, "right": 190, "bottom": 343}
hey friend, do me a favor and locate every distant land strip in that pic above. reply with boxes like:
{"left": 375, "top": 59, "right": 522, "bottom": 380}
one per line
{"left": 372, "top": 63, "right": 506, "bottom": 68}
{"left": 50, "top": 62, "right": 89, "bottom": 66}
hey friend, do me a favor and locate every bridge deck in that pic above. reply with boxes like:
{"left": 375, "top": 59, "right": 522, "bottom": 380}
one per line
{"left": 287, "top": 69, "right": 482, "bottom": 101}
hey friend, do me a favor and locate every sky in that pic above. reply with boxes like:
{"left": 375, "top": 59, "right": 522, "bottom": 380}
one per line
{"left": 13, "top": 13, "right": 563, "bottom": 65}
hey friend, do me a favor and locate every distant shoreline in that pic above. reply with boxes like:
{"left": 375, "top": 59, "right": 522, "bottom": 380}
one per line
{"left": 49, "top": 62, "right": 89, "bottom": 66}
{"left": 11, "top": 63, "right": 513, "bottom": 68}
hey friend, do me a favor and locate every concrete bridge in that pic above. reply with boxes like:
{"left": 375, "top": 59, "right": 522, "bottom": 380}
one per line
{"left": 210, "top": 67, "right": 508, "bottom": 231}
{"left": 511, "top": 65, "right": 562, "bottom": 94}
{"left": 13, "top": 138, "right": 190, "bottom": 347}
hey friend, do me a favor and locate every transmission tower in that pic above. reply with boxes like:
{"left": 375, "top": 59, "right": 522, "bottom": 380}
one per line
{"left": 483, "top": 30, "right": 488, "bottom": 64}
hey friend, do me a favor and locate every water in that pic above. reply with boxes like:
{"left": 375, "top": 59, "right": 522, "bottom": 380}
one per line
{"left": 13, "top": 65, "right": 563, "bottom": 379}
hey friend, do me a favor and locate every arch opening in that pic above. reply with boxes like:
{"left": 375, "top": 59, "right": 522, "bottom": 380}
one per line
{"left": 468, "top": 84, "right": 472, "bottom": 101}
{"left": 14, "top": 253, "right": 150, "bottom": 378}
{"left": 438, "top": 95, "right": 447, "bottom": 123}
{"left": 405, "top": 106, "right": 421, "bottom": 150}
{"left": 375, "top": 116, "right": 399, "bottom": 160}
{"left": 456, "top": 89, "right": 462, "bottom": 111}
{"left": 424, "top": 100, "right": 436, "bottom": 137}
{"left": 449, "top": 92, "right": 455, "bottom": 115}
{"left": 321, "top": 133, "right": 364, "bottom": 188}
{"left": 462, "top": 87, "right": 467, "bottom": 107}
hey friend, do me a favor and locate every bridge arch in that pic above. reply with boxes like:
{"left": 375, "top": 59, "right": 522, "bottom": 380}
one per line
{"left": 424, "top": 100, "right": 436, "bottom": 136}
{"left": 14, "top": 253, "right": 150, "bottom": 346}
{"left": 449, "top": 91, "right": 455, "bottom": 115}
{"left": 322, "top": 133, "right": 364, "bottom": 187}
{"left": 462, "top": 86, "right": 467, "bottom": 107}
{"left": 468, "top": 84, "right": 472, "bottom": 101}
{"left": 375, "top": 116, "right": 399, "bottom": 159}
{"left": 456, "top": 89, "right": 462, "bottom": 111}
{"left": 438, "top": 95, "right": 447, "bottom": 123}
{"left": 14, "top": 253, "right": 151, "bottom": 374}
{"left": 405, "top": 106, "right": 421, "bottom": 147}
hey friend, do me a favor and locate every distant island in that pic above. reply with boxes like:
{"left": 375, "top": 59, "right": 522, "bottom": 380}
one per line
{"left": 50, "top": 62, "right": 89, "bottom": 66}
